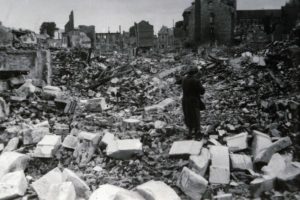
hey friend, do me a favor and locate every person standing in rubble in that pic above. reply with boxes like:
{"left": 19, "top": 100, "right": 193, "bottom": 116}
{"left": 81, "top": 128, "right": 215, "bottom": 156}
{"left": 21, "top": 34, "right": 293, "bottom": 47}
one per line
{"left": 182, "top": 67, "right": 205, "bottom": 139}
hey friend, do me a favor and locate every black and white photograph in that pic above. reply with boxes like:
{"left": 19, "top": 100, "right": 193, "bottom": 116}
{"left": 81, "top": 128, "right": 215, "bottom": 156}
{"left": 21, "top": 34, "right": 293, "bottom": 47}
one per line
{"left": 0, "top": 0, "right": 299, "bottom": 199}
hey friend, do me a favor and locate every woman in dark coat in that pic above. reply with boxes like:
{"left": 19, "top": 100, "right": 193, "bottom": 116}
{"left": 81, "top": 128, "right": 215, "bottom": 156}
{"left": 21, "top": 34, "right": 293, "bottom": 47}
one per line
{"left": 182, "top": 67, "right": 205, "bottom": 138}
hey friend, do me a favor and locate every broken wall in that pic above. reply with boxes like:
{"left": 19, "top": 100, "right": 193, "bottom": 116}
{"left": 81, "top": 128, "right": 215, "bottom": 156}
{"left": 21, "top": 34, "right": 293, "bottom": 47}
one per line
{"left": 0, "top": 25, "right": 13, "bottom": 47}
{"left": 200, "top": 0, "right": 235, "bottom": 45}
{"left": 0, "top": 49, "right": 51, "bottom": 84}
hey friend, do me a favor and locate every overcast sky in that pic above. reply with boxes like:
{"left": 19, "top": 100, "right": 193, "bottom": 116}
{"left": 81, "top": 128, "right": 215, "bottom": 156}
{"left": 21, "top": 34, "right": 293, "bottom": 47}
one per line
{"left": 0, "top": 0, "right": 288, "bottom": 33}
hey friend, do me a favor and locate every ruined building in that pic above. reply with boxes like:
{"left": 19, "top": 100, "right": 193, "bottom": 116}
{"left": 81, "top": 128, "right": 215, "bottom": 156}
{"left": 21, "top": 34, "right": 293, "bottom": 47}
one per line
{"left": 95, "top": 32, "right": 123, "bottom": 53}
{"left": 64, "top": 11, "right": 74, "bottom": 33}
{"left": 282, "top": 0, "right": 300, "bottom": 34}
{"left": 78, "top": 25, "right": 96, "bottom": 48}
{"left": 130, "top": 21, "right": 154, "bottom": 49}
{"left": 177, "top": 0, "right": 236, "bottom": 46}
{"left": 158, "top": 26, "right": 174, "bottom": 49}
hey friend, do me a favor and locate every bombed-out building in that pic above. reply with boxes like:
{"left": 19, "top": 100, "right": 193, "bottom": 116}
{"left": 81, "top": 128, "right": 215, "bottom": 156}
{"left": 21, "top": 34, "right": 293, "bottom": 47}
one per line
{"left": 158, "top": 26, "right": 174, "bottom": 49}
{"left": 129, "top": 21, "right": 154, "bottom": 49}
{"left": 95, "top": 32, "right": 123, "bottom": 53}
{"left": 177, "top": 0, "right": 236, "bottom": 46}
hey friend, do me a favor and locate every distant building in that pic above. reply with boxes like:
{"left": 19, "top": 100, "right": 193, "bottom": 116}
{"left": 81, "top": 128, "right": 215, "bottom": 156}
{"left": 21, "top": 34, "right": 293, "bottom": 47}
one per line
{"left": 177, "top": 0, "right": 236, "bottom": 46}
{"left": 78, "top": 25, "right": 96, "bottom": 48}
{"left": 282, "top": 0, "right": 300, "bottom": 33}
{"left": 158, "top": 26, "right": 174, "bottom": 49}
{"left": 130, "top": 21, "right": 154, "bottom": 49}
{"left": 0, "top": 24, "right": 13, "bottom": 47}
{"left": 95, "top": 32, "right": 123, "bottom": 53}
{"left": 65, "top": 11, "right": 74, "bottom": 33}
{"left": 68, "top": 30, "right": 91, "bottom": 48}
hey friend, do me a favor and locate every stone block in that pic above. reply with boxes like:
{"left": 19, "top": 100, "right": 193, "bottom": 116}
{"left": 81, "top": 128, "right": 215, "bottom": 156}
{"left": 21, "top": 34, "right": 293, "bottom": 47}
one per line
{"left": 33, "top": 135, "right": 61, "bottom": 158}
{"left": 254, "top": 137, "right": 292, "bottom": 164}
{"left": 210, "top": 146, "right": 230, "bottom": 168}
{"left": 3, "top": 137, "right": 19, "bottom": 152}
{"left": 209, "top": 166, "right": 230, "bottom": 184}
{"left": 62, "top": 135, "right": 79, "bottom": 149}
{"left": 252, "top": 130, "right": 272, "bottom": 159}
{"left": 46, "top": 182, "right": 76, "bottom": 200}
{"left": 0, "top": 152, "right": 30, "bottom": 178}
{"left": 225, "top": 132, "right": 248, "bottom": 152}
{"left": 177, "top": 167, "right": 208, "bottom": 200}
{"left": 63, "top": 168, "right": 91, "bottom": 199}
{"left": 122, "top": 118, "right": 141, "bottom": 130}
{"left": 43, "top": 85, "right": 62, "bottom": 99}
{"left": 250, "top": 175, "right": 275, "bottom": 198}
{"left": 169, "top": 140, "right": 203, "bottom": 156}
{"left": 89, "top": 184, "right": 128, "bottom": 200}
{"left": 100, "top": 132, "right": 115, "bottom": 146}
{"left": 230, "top": 154, "right": 253, "bottom": 170}
{"left": 53, "top": 123, "right": 70, "bottom": 135}
{"left": 15, "top": 79, "right": 37, "bottom": 97}
{"left": 107, "top": 139, "right": 143, "bottom": 160}
{"left": 86, "top": 98, "right": 110, "bottom": 112}
{"left": 32, "top": 167, "right": 64, "bottom": 200}
{"left": 137, "top": 180, "right": 180, "bottom": 200}
{"left": 0, "top": 171, "right": 28, "bottom": 200}
{"left": 78, "top": 131, "right": 101, "bottom": 146}
{"left": 262, "top": 153, "right": 286, "bottom": 177}
{"left": 189, "top": 148, "right": 210, "bottom": 176}
{"left": 23, "top": 127, "right": 50, "bottom": 145}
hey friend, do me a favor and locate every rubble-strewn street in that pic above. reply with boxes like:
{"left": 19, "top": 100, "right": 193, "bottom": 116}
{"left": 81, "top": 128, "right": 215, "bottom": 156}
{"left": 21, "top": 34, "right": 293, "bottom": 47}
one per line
{"left": 0, "top": 39, "right": 299, "bottom": 199}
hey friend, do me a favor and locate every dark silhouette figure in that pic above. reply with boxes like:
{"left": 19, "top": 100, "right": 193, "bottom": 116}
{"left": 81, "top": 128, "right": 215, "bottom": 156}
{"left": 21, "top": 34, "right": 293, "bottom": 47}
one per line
{"left": 182, "top": 67, "right": 205, "bottom": 138}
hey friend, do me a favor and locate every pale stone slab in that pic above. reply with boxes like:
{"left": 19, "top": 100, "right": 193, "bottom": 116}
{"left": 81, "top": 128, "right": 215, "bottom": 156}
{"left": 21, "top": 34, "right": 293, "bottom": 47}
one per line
{"left": 230, "top": 154, "right": 253, "bottom": 170}
{"left": 46, "top": 182, "right": 76, "bottom": 200}
{"left": 0, "top": 152, "right": 30, "bottom": 178}
{"left": 226, "top": 132, "right": 248, "bottom": 152}
{"left": 169, "top": 140, "right": 203, "bottom": 156}
{"left": 177, "top": 167, "right": 208, "bottom": 200}
{"left": 137, "top": 180, "right": 181, "bottom": 200}
{"left": 107, "top": 139, "right": 143, "bottom": 160}
{"left": 189, "top": 148, "right": 210, "bottom": 176}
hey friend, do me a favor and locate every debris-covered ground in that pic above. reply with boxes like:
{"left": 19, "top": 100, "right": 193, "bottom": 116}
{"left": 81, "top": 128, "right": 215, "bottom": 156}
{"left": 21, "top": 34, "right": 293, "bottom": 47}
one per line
{"left": 0, "top": 40, "right": 299, "bottom": 200}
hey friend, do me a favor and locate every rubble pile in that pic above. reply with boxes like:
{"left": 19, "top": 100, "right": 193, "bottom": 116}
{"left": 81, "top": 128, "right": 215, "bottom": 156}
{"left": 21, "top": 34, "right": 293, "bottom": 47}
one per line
{"left": 0, "top": 40, "right": 299, "bottom": 199}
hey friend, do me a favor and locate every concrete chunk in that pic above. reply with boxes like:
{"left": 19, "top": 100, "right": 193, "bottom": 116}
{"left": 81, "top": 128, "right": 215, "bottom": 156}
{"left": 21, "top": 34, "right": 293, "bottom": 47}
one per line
{"left": 63, "top": 168, "right": 91, "bottom": 199}
{"left": 33, "top": 135, "right": 61, "bottom": 158}
{"left": 100, "top": 132, "right": 115, "bottom": 146}
{"left": 254, "top": 137, "right": 292, "bottom": 163}
{"left": 0, "top": 171, "right": 28, "bottom": 200}
{"left": 177, "top": 167, "right": 208, "bottom": 200}
{"left": 250, "top": 175, "right": 275, "bottom": 198}
{"left": 226, "top": 132, "right": 248, "bottom": 152}
{"left": 189, "top": 148, "right": 210, "bottom": 176}
{"left": 78, "top": 131, "right": 101, "bottom": 146}
{"left": 262, "top": 153, "right": 286, "bottom": 177}
{"left": 276, "top": 162, "right": 300, "bottom": 191}
{"left": 252, "top": 130, "right": 272, "bottom": 158}
{"left": 3, "top": 137, "right": 19, "bottom": 152}
{"left": 169, "top": 140, "right": 203, "bottom": 156}
{"left": 230, "top": 154, "right": 253, "bottom": 170}
{"left": 209, "top": 166, "right": 230, "bottom": 184}
{"left": 23, "top": 127, "right": 50, "bottom": 145}
{"left": 53, "top": 123, "right": 70, "bottom": 135}
{"left": 46, "top": 182, "right": 76, "bottom": 200}
{"left": 137, "top": 180, "right": 180, "bottom": 200}
{"left": 32, "top": 167, "right": 64, "bottom": 200}
{"left": 62, "top": 135, "right": 79, "bottom": 149}
{"left": 0, "top": 152, "right": 30, "bottom": 178}
{"left": 89, "top": 184, "right": 128, "bottom": 200}
{"left": 106, "top": 139, "right": 143, "bottom": 160}
{"left": 210, "top": 146, "right": 230, "bottom": 168}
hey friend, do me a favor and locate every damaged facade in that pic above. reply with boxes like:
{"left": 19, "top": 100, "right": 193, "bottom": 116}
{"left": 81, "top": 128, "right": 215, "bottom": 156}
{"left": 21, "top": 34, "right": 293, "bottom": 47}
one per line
{"left": 158, "top": 26, "right": 174, "bottom": 49}
{"left": 95, "top": 32, "right": 123, "bottom": 53}
{"left": 130, "top": 21, "right": 154, "bottom": 49}
{"left": 177, "top": 0, "right": 236, "bottom": 46}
